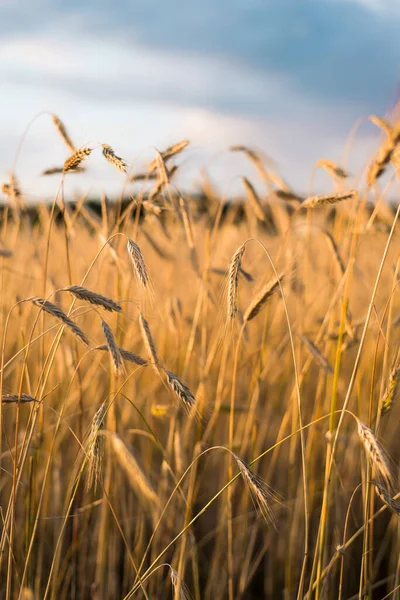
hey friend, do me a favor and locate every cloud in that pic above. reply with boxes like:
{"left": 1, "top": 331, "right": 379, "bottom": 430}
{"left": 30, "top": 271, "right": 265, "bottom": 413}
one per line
{"left": 3, "top": 0, "right": 400, "bottom": 109}
{"left": 0, "top": 1, "right": 398, "bottom": 198}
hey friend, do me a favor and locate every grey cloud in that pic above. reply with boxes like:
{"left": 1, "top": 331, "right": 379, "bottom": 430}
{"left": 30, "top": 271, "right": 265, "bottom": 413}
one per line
{"left": 2, "top": 0, "right": 400, "bottom": 113}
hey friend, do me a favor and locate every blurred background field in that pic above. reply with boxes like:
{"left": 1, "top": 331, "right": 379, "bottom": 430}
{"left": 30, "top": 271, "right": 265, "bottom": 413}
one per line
{"left": 1, "top": 120, "right": 400, "bottom": 599}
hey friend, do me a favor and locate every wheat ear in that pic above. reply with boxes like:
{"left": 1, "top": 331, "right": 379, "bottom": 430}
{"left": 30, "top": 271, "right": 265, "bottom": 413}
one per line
{"left": 29, "top": 297, "right": 89, "bottom": 346}
{"left": 64, "top": 285, "right": 122, "bottom": 313}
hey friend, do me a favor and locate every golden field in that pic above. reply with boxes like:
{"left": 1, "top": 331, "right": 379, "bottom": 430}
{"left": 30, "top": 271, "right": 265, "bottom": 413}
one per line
{"left": 1, "top": 116, "right": 400, "bottom": 599}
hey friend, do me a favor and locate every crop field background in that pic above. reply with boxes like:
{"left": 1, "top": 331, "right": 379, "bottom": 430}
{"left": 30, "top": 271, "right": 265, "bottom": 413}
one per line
{"left": 1, "top": 114, "right": 400, "bottom": 599}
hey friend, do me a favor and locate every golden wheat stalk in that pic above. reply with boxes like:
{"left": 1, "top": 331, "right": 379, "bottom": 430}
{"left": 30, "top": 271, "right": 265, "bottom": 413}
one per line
{"left": 42, "top": 167, "right": 65, "bottom": 176}
{"left": 298, "top": 334, "right": 333, "bottom": 374}
{"left": 170, "top": 567, "right": 192, "bottom": 600}
{"left": 0, "top": 248, "right": 12, "bottom": 258}
{"left": 63, "top": 147, "right": 92, "bottom": 173}
{"left": 148, "top": 140, "right": 190, "bottom": 173}
{"left": 301, "top": 190, "right": 356, "bottom": 209}
{"left": 141, "top": 199, "right": 165, "bottom": 216}
{"left": 108, "top": 432, "right": 159, "bottom": 507}
{"left": 392, "top": 146, "right": 400, "bottom": 171}
{"left": 179, "top": 195, "right": 195, "bottom": 249}
{"left": 126, "top": 238, "right": 149, "bottom": 287}
{"left": 51, "top": 114, "right": 76, "bottom": 152}
{"left": 239, "top": 267, "right": 254, "bottom": 282}
{"left": 173, "top": 431, "right": 183, "bottom": 475}
{"left": 155, "top": 150, "right": 170, "bottom": 186}
{"left": 374, "top": 484, "right": 400, "bottom": 516}
{"left": 85, "top": 402, "right": 107, "bottom": 491}
{"left": 244, "top": 272, "right": 284, "bottom": 323}
{"left": 64, "top": 285, "right": 122, "bottom": 313}
{"left": 367, "top": 138, "right": 396, "bottom": 185}
{"left": 379, "top": 366, "right": 400, "bottom": 417}
{"left": 139, "top": 313, "right": 159, "bottom": 367}
{"left": 356, "top": 419, "right": 394, "bottom": 490}
{"left": 369, "top": 115, "right": 393, "bottom": 137}
{"left": 242, "top": 177, "right": 266, "bottom": 222}
{"left": 323, "top": 231, "right": 345, "bottom": 276}
{"left": 101, "top": 320, "right": 124, "bottom": 374}
{"left": 43, "top": 166, "right": 85, "bottom": 176}
{"left": 164, "top": 369, "right": 196, "bottom": 412}
{"left": 275, "top": 189, "right": 304, "bottom": 203}
{"left": 1, "top": 393, "right": 38, "bottom": 404}
{"left": 101, "top": 144, "right": 127, "bottom": 173}
{"left": 95, "top": 344, "right": 147, "bottom": 366}
{"left": 230, "top": 145, "right": 263, "bottom": 166}
{"left": 141, "top": 229, "right": 174, "bottom": 262}
{"left": 316, "top": 159, "right": 348, "bottom": 179}
{"left": 29, "top": 296, "right": 89, "bottom": 346}
{"left": 227, "top": 243, "right": 246, "bottom": 320}
{"left": 2, "top": 174, "right": 23, "bottom": 208}
{"left": 234, "top": 455, "right": 281, "bottom": 526}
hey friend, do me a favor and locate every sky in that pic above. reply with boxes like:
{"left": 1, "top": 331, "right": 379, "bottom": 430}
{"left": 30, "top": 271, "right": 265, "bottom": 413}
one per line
{"left": 1, "top": 0, "right": 400, "bottom": 201}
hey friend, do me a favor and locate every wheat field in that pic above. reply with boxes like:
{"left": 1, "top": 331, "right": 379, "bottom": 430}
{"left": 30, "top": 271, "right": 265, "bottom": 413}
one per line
{"left": 1, "top": 114, "right": 400, "bottom": 599}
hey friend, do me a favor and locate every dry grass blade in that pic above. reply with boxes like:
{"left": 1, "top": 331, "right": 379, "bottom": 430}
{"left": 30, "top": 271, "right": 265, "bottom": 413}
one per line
{"left": 298, "top": 334, "right": 333, "bottom": 374}
{"left": 63, "top": 147, "right": 92, "bottom": 173}
{"left": 101, "top": 320, "right": 124, "bottom": 374}
{"left": 51, "top": 114, "right": 76, "bottom": 152}
{"left": 126, "top": 238, "right": 149, "bottom": 287}
{"left": 64, "top": 285, "right": 122, "bottom": 313}
{"left": 379, "top": 366, "right": 400, "bottom": 417}
{"left": 244, "top": 272, "right": 284, "bottom": 322}
{"left": 235, "top": 455, "right": 281, "bottom": 526}
{"left": 316, "top": 159, "right": 348, "bottom": 179}
{"left": 227, "top": 243, "right": 246, "bottom": 320}
{"left": 165, "top": 369, "right": 196, "bottom": 412}
{"left": 109, "top": 432, "right": 159, "bottom": 507}
{"left": 242, "top": 177, "right": 266, "bottom": 222}
{"left": 1, "top": 393, "right": 38, "bottom": 404}
{"left": 356, "top": 420, "right": 394, "bottom": 490}
{"left": 29, "top": 296, "right": 89, "bottom": 346}
{"left": 85, "top": 402, "right": 107, "bottom": 491}
{"left": 139, "top": 313, "right": 159, "bottom": 366}
{"left": 96, "top": 344, "right": 147, "bottom": 366}
{"left": 301, "top": 190, "right": 357, "bottom": 209}
{"left": 101, "top": 144, "right": 127, "bottom": 173}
